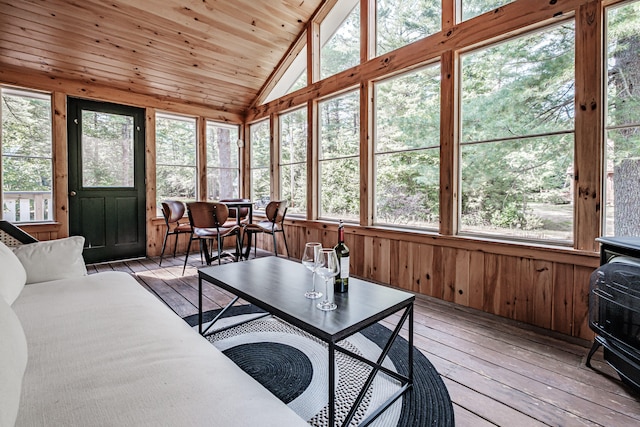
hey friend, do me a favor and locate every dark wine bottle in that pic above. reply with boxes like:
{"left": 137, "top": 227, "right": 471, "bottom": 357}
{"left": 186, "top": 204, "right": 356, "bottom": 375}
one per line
{"left": 334, "top": 220, "right": 349, "bottom": 293}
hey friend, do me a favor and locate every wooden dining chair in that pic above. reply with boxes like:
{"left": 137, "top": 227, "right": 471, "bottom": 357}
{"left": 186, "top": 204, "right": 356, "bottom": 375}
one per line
{"left": 183, "top": 202, "right": 241, "bottom": 274}
{"left": 0, "top": 220, "right": 38, "bottom": 247}
{"left": 242, "top": 200, "right": 289, "bottom": 259}
{"left": 159, "top": 201, "right": 192, "bottom": 266}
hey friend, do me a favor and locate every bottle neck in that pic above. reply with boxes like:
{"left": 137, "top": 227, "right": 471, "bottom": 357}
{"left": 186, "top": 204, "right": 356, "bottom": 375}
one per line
{"left": 338, "top": 226, "right": 344, "bottom": 244}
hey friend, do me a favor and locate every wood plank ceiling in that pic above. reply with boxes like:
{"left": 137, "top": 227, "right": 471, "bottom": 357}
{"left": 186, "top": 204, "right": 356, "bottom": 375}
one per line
{"left": 0, "top": 0, "right": 323, "bottom": 117}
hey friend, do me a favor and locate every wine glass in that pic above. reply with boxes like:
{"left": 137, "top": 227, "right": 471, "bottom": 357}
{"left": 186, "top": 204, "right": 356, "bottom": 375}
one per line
{"left": 316, "top": 248, "right": 339, "bottom": 311}
{"left": 302, "top": 242, "right": 322, "bottom": 299}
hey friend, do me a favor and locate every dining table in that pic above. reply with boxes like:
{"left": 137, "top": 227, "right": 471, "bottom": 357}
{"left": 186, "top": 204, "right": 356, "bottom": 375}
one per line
{"left": 221, "top": 199, "right": 254, "bottom": 259}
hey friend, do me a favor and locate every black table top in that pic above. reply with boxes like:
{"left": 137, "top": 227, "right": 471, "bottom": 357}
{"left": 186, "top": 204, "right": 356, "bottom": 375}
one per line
{"left": 199, "top": 257, "right": 415, "bottom": 342}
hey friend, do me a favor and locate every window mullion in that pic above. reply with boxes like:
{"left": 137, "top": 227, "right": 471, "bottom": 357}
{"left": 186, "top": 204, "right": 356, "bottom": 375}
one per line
{"left": 270, "top": 113, "right": 280, "bottom": 201}
{"left": 197, "top": 117, "right": 207, "bottom": 201}
{"left": 361, "top": 81, "right": 372, "bottom": 226}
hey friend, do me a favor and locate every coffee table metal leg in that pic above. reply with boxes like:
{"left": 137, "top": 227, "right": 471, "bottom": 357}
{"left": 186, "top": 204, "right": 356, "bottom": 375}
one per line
{"left": 409, "top": 304, "right": 414, "bottom": 382}
{"left": 329, "top": 341, "right": 336, "bottom": 427}
{"left": 341, "top": 304, "right": 414, "bottom": 427}
{"left": 197, "top": 273, "right": 270, "bottom": 337}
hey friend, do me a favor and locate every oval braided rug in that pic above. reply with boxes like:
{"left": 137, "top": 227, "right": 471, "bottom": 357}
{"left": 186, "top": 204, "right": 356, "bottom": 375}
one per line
{"left": 184, "top": 308, "right": 454, "bottom": 427}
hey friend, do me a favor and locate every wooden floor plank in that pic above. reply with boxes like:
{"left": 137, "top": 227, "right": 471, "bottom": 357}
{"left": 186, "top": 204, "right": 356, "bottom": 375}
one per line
{"left": 387, "top": 307, "right": 638, "bottom": 413}
{"left": 429, "top": 351, "right": 601, "bottom": 426}
{"left": 394, "top": 298, "right": 628, "bottom": 398}
{"left": 443, "top": 377, "right": 544, "bottom": 427}
{"left": 87, "top": 255, "right": 640, "bottom": 426}
{"left": 430, "top": 313, "right": 630, "bottom": 403}
{"left": 451, "top": 402, "right": 497, "bottom": 427}
{"left": 384, "top": 314, "right": 640, "bottom": 425}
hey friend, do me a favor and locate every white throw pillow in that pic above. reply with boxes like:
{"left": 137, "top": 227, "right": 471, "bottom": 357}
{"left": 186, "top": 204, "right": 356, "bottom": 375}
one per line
{"left": 0, "top": 240, "right": 27, "bottom": 305}
{"left": 0, "top": 297, "right": 28, "bottom": 427}
{"left": 12, "top": 236, "right": 88, "bottom": 285}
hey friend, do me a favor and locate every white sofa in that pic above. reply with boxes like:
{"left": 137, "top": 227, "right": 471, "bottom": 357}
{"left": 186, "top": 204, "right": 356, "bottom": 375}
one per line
{"left": 0, "top": 237, "right": 308, "bottom": 427}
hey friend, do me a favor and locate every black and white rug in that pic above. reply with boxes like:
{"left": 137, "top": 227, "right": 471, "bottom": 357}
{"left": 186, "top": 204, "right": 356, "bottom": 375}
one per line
{"left": 183, "top": 307, "right": 454, "bottom": 427}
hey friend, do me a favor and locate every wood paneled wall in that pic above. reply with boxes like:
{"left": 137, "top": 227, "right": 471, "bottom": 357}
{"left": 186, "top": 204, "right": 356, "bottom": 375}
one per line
{"left": 276, "top": 220, "right": 598, "bottom": 341}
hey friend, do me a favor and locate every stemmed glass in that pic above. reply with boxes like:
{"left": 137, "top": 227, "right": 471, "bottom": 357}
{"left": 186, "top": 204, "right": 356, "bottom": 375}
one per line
{"left": 316, "top": 248, "right": 339, "bottom": 311}
{"left": 302, "top": 242, "right": 322, "bottom": 299}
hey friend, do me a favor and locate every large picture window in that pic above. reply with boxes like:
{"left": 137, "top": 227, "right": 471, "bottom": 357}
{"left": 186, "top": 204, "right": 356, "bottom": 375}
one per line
{"left": 320, "top": 0, "right": 360, "bottom": 80}
{"left": 263, "top": 45, "right": 308, "bottom": 104}
{"left": 250, "top": 120, "right": 271, "bottom": 209}
{"left": 374, "top": 65, "right": 441, "bottom": 228}
{"left": 1, "top": 88, "right": 53, "bottom": 222}
{"left": 376, "top": 0, "right": 441, "bottom": 56}
{"left": 206, "top": 121, "right": 240, "bottom": 200}
{"left": 155, "top": 113, "right": 197, "bottom": 213}
{"left": 460, "top": 22, "right": 575, "bottom": 241}
{"left": 604, "top": 1, "right": 640, "bottom": 236}
{"left": 318, "top": 90, "right": 360, "bottom": 220}
{"left": 280, "top": 108, "right": 307, "bottom": 216}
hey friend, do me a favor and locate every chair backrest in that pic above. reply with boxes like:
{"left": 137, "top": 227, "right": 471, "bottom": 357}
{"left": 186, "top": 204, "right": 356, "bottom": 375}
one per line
{"left": 0, "top": 220, "right": 38, "bottom": 247}
{"left": 187, "top": 202, "right": 230, "bottom": 229}
{"left": 220, "top": 198, "right": 250, "bottom": 219}
{"left": 265, "top": 200, "right": 288, "bottom": 224}
{"left": 161, "top": 200, "right": 186, "bottom": 225}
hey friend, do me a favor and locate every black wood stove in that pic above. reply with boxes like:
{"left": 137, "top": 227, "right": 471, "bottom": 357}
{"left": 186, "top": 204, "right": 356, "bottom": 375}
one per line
{"left": 587, "top": 237, "right": 640, "bottom": 392}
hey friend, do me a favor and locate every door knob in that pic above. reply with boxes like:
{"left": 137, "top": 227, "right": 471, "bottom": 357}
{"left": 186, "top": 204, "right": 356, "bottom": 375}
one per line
{"left": 70, "top": 191, "right": 77, "bottom": 197}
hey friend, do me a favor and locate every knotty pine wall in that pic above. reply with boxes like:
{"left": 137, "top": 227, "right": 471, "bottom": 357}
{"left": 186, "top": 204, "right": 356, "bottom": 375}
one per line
{"left": 275, "top": 220, "right": 598, "bottom": 341}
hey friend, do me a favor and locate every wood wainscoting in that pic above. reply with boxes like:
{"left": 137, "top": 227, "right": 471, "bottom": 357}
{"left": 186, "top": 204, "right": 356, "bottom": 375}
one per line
{"left": 243, "top": 219, "right": 600, "bottom": 341}
{"left": 18, "top": 222, "right": 62, "bottom": 242}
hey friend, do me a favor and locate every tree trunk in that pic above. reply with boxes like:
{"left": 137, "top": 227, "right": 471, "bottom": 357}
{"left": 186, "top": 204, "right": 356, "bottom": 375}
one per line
{"left": 614, "top": 158, "right": 640, "bottom": 236}
{"left": 217, "top": 127, "right": 232, "bottom": 198}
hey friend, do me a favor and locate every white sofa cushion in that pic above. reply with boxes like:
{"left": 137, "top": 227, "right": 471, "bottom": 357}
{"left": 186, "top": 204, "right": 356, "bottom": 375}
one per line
{"left": 0, "top": 297, "right": 28, "bottom": 427}
{"left": 12, "top": 271, "right": 307, "bottom": 427}
{"left": 0, "top": 240, "right": 27, "bottom": 305}
{"left": 11, "top": 236, "right": 87, "bottom": 285}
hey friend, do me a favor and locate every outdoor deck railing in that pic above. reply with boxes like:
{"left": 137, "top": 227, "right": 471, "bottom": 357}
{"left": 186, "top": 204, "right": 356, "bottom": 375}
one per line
{"left": 2, "top": 191, "right": 53, "bottom": 222}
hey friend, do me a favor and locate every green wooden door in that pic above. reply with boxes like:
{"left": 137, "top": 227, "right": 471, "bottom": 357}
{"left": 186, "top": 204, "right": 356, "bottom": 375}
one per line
{"left": 67, "top": 98, "right": 146, "bottom": 264}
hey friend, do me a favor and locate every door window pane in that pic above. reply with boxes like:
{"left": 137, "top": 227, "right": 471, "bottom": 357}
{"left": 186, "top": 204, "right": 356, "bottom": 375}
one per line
{"left": 374, "top": 65, "right": 441, "bottom": 228}
{"left": 319, "top": 90, "right": 360, "bottom": 220}
{"left": 81, "top": 111, "right": 134, "bottom": 187}
{"left": 1, "top": 88, "right": 53, "bottom": 222}
{"left": 604, "top": 1, "right": 640, "bottom": 236}
{"left": 321, "top": 0, "right": 360, "bottom": 80}
{"left": 250, "top": 120, "right": 271, "bottom": 210}
{"left": 280, "top": 108, "right": 307, "bottom": 216}
{"left": 460, "top": 23, "right": 575, "bottom": 242}
{"left": 155, "top": 113, "right": 197, "bottom": 213}
{"left": 207, "top": 121, "right": 240, "bottom": 200}
{"left": 376, "top": 0, "right": 441, "bottom": 56}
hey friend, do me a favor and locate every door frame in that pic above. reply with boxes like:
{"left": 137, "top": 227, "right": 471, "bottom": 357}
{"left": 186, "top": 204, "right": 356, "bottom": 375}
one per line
{"left": 67, "top": 97, "right": 146, "bottom": 263}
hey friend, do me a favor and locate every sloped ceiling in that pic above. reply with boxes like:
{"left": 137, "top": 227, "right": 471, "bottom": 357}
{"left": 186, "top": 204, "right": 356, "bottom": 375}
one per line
{"left": 0, "top": 0, "right": 323, "bottom": 117}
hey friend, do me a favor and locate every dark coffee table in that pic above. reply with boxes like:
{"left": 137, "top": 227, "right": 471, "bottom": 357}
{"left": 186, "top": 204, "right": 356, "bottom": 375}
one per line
{"left": 198, "top": 256, "right": 415, "bottom": 427}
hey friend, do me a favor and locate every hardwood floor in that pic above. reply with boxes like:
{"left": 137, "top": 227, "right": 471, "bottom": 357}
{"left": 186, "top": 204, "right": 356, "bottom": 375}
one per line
{"left": 88, "top": 252, "right": 640, "bottom": 426}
